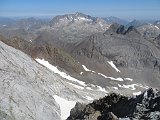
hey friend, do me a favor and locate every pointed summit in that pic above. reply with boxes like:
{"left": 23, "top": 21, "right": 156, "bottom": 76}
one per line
{"left": 104, "top": 23, "right": 120, "bottom": 34}
{"left": 124, "top": 26, "right": 141, "bottom": 37}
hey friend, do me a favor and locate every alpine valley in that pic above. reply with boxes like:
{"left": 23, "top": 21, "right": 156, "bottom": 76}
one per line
{"left": 0, "top": 12, "right": 160, "bottom": 120}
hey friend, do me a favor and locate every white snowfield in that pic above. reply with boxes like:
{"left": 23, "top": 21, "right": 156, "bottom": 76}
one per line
{"left": 53, "top": 95, "right": 76, "bottom": 120}
{"left": 112, "top": 87, "right": 118, "bottom": 90}
{"left": 133, "top": 91, "right": 142, "bottom": 96}
{"left": 80, "top": 72, "right": 83, "bottom": 75}
{"left": 67, "top": 82, "right": 84, "bottom": 90}
{"left": 98, "top": 73, "right": 124, "bottom": 81}
{"left": 124, "top": 78, "right": 133, "bottom": 81}
{"left": 36, "top": 59, "right": 108, "bottom": 93}
{"left": 118, "top": 83, "right": 149, "bottom": 90}
{"left": 36, "top": 59, "right": 86, "bottom": 86}
{"left": 77, "top": 17, "right": 92, "bottom": 21}
{"left": 83, "top": 96, "right": 94, "bottom": 101}
{"left": 97, "top": 86, "right": 109, "bottom": 93}
{"left": 36, "top": 59, "right": 110, "bottom": 93}
{"left": 82, "top": 65, "right": 96, "bottom": 73}
{"left": 82, "top": 65, "right": 92, "bottom": 71}
{"left": 82, "top": 64, "right": 124, "bottom": 82}
{"left": 155, "top": 25, "right": 159, "bottom": 30}
{"left": 86, "top": 87, "right": 93, "bottom": 90}
{"left": 107, "top": 61, "right": 120, "bottom": 72}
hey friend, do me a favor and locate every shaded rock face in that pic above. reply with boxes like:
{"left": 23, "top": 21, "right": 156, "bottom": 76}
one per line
{"left": 153, "top": 34, "right": 160, "bottom": 49}
{"left": 105, "top": 24, "right": 141, "bottom": 37}
{"left": 67, "top": 88, "right": 160, "bottom": 120}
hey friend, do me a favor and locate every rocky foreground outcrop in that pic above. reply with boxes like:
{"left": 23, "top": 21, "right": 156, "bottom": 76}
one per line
{"left": 67, "top": 88, "right": 160, "bottom": 120}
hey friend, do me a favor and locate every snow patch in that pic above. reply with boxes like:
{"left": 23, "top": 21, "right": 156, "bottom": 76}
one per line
{"left": 108, "top": 77, "right": 123, "bottom": 81}
{"left": 82, "top": 65, "right": 91, "bottom": 71}
{"left": 124, "top": 78, "right": 133, "bottom": 81}
{"left": 80, "top": 72, "right": 83, "bottom": 75}
{"left": 97, "top": 86, "right": 108, "bottom": 93}
{"left": 84, "top": 96, "right": 94, "bottom": 101}
{"left": 35, "top": 58, "right": 86, "bottom": 86}
{"left": 99, "top": 22, "right": 103, "bottom": 27}
{"left": 82, "top": 65, "right": 96, "bottom": 73}
{"left": 98, "top": 73, "right": 108, "bottom": 78}
{"left": 118, "top": 84, "right": 137, "bottom": 90}
{"left": 67, "top": 82, "right": 84, "bottom": 90}
{"left": 144, "top": 91, "right": 148, "bottom": 98}
{"left": 86, "top": 87, "right": 93, "bottom": 90}
{"left": 133, "top": 91, "right": 142, "bottom": 96}
{"left": 53, "top": 95, "right": 76, "bottom": 120}
{"left": 77, "top": 17, "right": 92, "bottom": 21}
{"left": 113, "top": 87, "right": 118, "bottom": 90}
{"left": 107, "top": 61, "right": 120, "bottom": 72}
{"left": 92, "top": 71, "right": 96, "bottom": 73}
{"left": 97, "top": 73, "right": 123, "bottom": 81}
{"left": 118, "top": 83, "right": 149, "bottom": 90}
{"left": 155, "top": 25, "right": 159, "bottom": 30}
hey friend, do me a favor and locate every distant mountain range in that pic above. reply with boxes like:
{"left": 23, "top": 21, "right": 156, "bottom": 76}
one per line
{"left": 103, "top": 16, "right": 129, "bottom": 25}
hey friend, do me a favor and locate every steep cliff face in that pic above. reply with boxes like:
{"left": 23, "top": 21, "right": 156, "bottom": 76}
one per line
{"left": 67, "top": 88, "right": 160, "bottom": 120}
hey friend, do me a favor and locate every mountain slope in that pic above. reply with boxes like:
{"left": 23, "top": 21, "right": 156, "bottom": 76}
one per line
{"left": 67, "top": 24, "right": 160, "bottom": 89}
{"left": 0, "top": 40, "right": 110, "bottom": 120}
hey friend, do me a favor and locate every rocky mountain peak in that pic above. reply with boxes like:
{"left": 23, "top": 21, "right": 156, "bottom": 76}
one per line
{"left": 74, "top": 12, "right": 92, "bottom": 19}
{"left": 67, "top": 88, "right": 160, "bottom": 120}
{"left": 104, "top": 23, "right": 141, "bottom": 37}
{"left": 49, "top": 12, "right": 95, "bottom": 27}
{"left": 124, "top": 26, "right": 141, "bottom": 36}
{"left": 116, "top": 25, "right": 126, "bottom": 34}
{"left": 104, "top": 23, "right": 120, "bottom": 34}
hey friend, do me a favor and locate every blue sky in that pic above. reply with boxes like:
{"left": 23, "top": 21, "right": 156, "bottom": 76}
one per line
{"left": 0, "top": 0, "right": 160, "bottom": 20}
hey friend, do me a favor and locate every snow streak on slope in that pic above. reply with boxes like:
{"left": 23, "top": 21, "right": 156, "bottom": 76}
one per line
{"left": 133, "top": 91, "right": 142, "bottom": 96}
{"left": 97, "top": 73, "right": 124, "bottom": 81}
{"left": 124, "top": 78, "right": 133, "bottom": 81}
{"left": 82, "top": 65, "right": 95, "bottom": 73}
{"left": 35, "top": 58, "right": 86, "bottom": 86}
{"left": 53, "top": 95, "right": 76, "bottom": 120}
{"left": 82, "top": 65, "right": 91, "bottom": 71}
{"left": 107, "top": 61, "right": 120, "bottom": 72}
{"left": 35, "top": 59, "right": 115, "bottom": 94}
{"left": 67, "top": 82, "right": 84, "bottom": 90}
{"left": 155, "top": 25, "right": 159, "bottom": 30}
{"left": 118, "top": 83, "right": 149, "bottom": 90}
